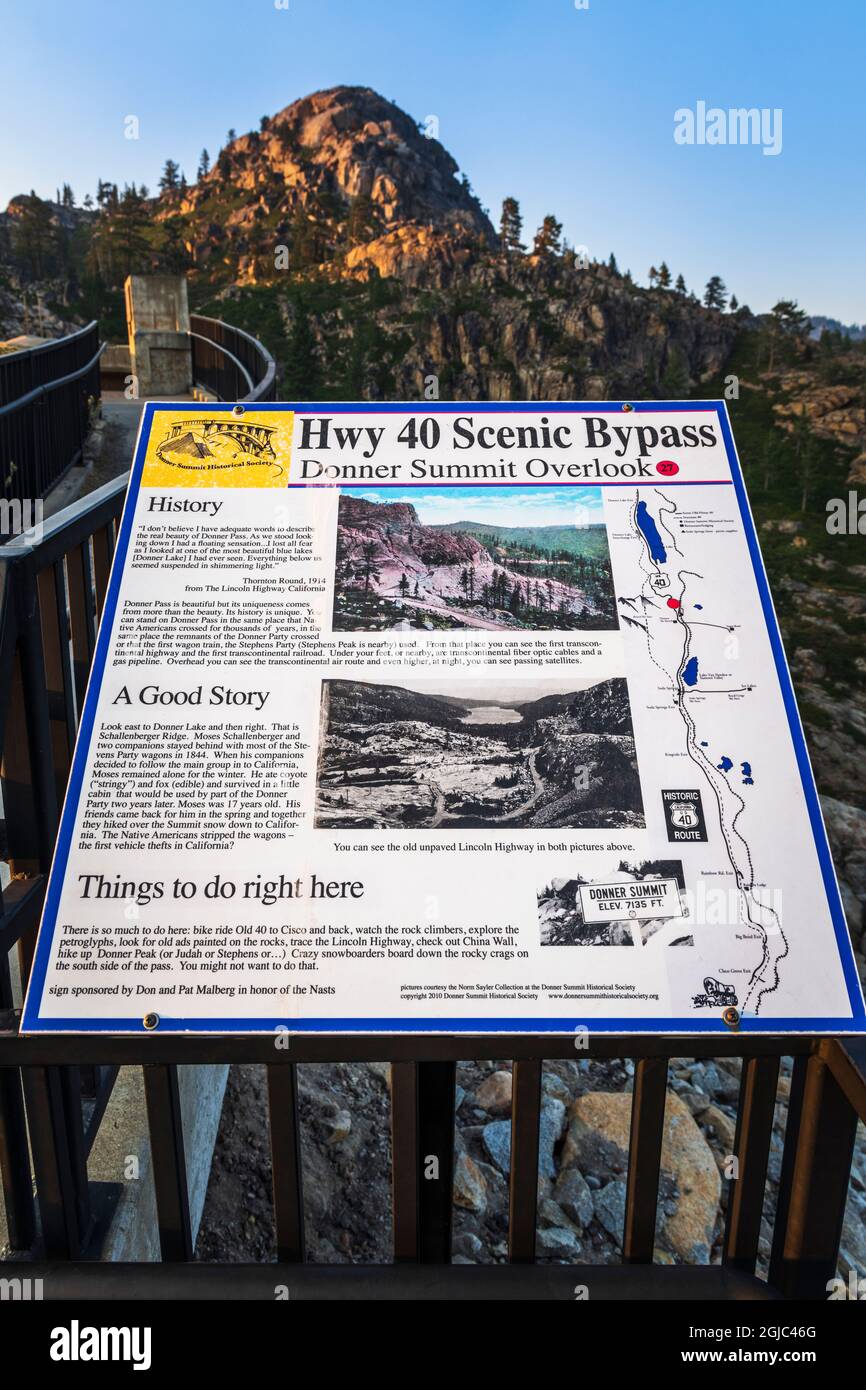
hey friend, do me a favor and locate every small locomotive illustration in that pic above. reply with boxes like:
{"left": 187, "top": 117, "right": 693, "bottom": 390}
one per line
{"left": 691, "top": 976, "right": 738, "bottom": 1009}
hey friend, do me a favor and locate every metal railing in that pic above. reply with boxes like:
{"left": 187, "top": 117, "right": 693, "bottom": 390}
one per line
{"left": 1, "top": 480, "right": 865, "bottom": 1298}
{"left": 0, "top": 473, "right": 126, "bottom": 1253}
{"left": 0, "top": 322, "right": 103, "bottom": 504}
{"left": 190, "top": 314, "right": 276, "bottom": 403}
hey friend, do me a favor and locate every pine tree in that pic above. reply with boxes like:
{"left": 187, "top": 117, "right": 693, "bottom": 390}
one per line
{"left": 729, "top": 294, "right": 739, "bottom": 312}
{"left": 658, "top": 262, "right": 672, "bottom": 288}
{"left": 703, "top": 276, "right": 728, "bottom": 310}
{"left": 499, "top": 197, "right": 525, "bottom": 255}
{"left": 360, "top": 539, "right": 379, "bottom": 596}
{"left": 608, "top": 252, "right": 618, "bottom": 274}
{"left": 661, "top": 346, "right": 690, "bottom": 398}
{"left": 533, "top": 215, "right": 563, "bottom": 257}
{"left": 797, "top": 436, "right": 818, "bottom": 513}
{"left": 764, "top": 300, "right": 807, "bottom": 371}
{"left": 14, "top": 192, "right": 57, "bottom": 280}
{"left": 160, "top": 217, "right": 190, "bottom": 272}
{"left": 760, "top": 432, "right": 781, "bottom": 492}
{"left": 675, "top": 273, "right": 687, "bottom": 294}
{"left": 114, "top": 184, "right": 152, "bottom": 278}
{"left": 159, "top": 159, "right": 181, "bottom": 194}
{"left": 197, "top": 149, "right": 210, "bottom": 179}
{"left": 347, "top": 194, "right": 376, "bottom": 247}
{"left": 282, "top": 295, "right": 320, "bottom": 399}
{"left": 648, "top": 266, "right": 659, "bottom": 287}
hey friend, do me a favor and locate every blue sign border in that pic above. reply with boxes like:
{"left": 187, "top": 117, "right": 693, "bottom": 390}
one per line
{"left": 20, "top": 401, "right": 866, "bottom": 1034}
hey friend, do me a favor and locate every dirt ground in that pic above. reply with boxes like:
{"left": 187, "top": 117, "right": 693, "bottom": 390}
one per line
{"left": 195, "top": 1062, "right": 393, "bottom": 1263}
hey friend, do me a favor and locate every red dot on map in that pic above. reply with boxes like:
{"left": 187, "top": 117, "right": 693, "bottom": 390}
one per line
{"left": 656, "top": 460, "right": 679, "bottom": 475}
{"left": 667, "top": 598, "right": 681, "bottom": 609}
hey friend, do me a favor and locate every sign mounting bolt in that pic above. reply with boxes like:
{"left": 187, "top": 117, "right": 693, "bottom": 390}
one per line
{"left": 142, "top": 1012, "right": 160, "bottom": 1031}
{"left": 722, "top": 1007, "right": 740, "bottom": 1029}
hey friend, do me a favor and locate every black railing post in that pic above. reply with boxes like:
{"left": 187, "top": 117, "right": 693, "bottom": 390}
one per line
{"left": 773, "top": 1051, "right": 858, "bottom": 1298}
{"left": 417, "top": 1061, "right": 456, "bottom": 1263}
{"left": 13, "top": 555, "right": 59, "bottom": 866}
{"left": 22, "top": 1065, "right": 83, "bottom": 1257}
{"left": 390, "top": 1059, "right": 455, "bottom": 1263}
{"left": 623, "top": 1056, "right": 668, "bottom": 1263}
{"left": 0, "top": 1061, "right": 35, "bottom": 1250}
{"left": 508, "top": 1058, "right": 542, "bottom": 1262}
{"left": 390, "top": 1060, "right": 419, "bottom": 1262}
{"left": 0, "top": 942, "right": 35, "bottom": 1250}
{"left": 267, "top": 1062, "right": 305, "bottom": 1262}
{"left": 768, "top": 1053, "right": 807, "bottom": 1290}
{"left": 143, "top": 1063, "right": 193, "bottom": 1262}
{"left": 723, "top": 1055, "right": 779, "bottom": 1274}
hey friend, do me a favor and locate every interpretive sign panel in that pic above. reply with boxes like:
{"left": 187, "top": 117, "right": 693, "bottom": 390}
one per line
{"left": 21, "top": 401, "right": 866, "bottom": 1033}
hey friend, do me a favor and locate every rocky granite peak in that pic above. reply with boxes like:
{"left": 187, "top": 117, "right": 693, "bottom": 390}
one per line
{"left": 169, "top": 85, "right": 495, "bottom": 282}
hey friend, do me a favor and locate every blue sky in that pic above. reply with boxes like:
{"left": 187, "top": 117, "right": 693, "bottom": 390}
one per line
{"left": 3, "top": 0, "right": 864, "bottom": 319}
{"left": 345, "top": 485, "right": 604, "bottom": 528}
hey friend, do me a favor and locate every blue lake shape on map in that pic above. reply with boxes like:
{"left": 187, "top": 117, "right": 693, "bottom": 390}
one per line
{"left": 741, "top": 760, "right": 754, "bottom": 785}
{"left": 636, "top": 500, "right": 667, "bottom": 562}
{"left": 695, "top": 603, "right": 703, "bottom": 610}
{"left": 682, "top": 656, "right": 699, "bottom": 687}
{"left": 718, "top": 754, "right": 734, "bottom": 772}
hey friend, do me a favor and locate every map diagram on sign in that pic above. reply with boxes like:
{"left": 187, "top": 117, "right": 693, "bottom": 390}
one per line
{"left": 619, "top": 485, "right": 787, "bottom": 1015}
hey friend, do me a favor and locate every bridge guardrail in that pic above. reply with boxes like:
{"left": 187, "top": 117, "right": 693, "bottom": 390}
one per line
{"left": 0, "top": 322, "right": 103, "bottom": 506}
{"left": 189, "top": 314, "right": 276, "bottom": 403}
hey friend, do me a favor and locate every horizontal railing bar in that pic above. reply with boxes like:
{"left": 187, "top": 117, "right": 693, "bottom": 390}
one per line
{"left": 0, "top": 344, "right": 105, "bottom": 419}
{"left": 0, "top": 1025, "right": 824, "bottom": 1066}
{"left": 1, "top": 474, "right": 128, "bottom": 568}
{"left": 12, "top": 1261, "right": 782, "bottom": 1301}
{"left": 0, "top": 875, "right": 47, "bottom": 950}
{"left": 0, "top": 320, "right": 98, "bottom": 365}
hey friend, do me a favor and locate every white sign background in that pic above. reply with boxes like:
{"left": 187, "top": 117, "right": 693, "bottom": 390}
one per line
{"left": 21, "top": 402, "right": 866, "bottom": 1035}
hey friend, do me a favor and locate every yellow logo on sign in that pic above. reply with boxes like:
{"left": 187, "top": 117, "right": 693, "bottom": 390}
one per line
{"left": 142, "top": 410, "right": 293, "bottom": 488}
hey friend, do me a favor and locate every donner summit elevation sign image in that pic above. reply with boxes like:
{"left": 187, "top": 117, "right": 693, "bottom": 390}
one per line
{"left": 21, "top": 402, "right": 866, "bottom": 1034}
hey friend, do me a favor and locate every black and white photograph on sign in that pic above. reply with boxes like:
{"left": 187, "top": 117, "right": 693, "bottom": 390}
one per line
{"left": 315, "top": 675, "right": 644, "bottom": 830}
{"left": 538, "top": 859, "right": 691, "bottom": 948}
{"left": 332, "top": 486, "right": 618, "bottom": 632}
